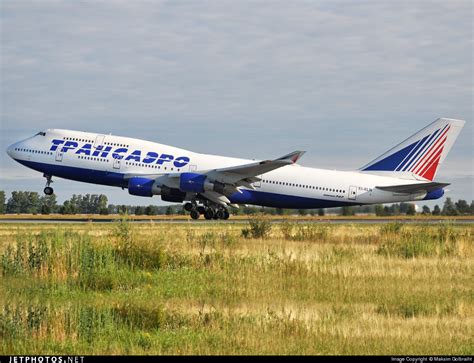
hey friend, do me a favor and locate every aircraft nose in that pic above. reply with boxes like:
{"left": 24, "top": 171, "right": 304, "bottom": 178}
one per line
{"left": 6, "top": 143, "right": 17, "bottom": 158}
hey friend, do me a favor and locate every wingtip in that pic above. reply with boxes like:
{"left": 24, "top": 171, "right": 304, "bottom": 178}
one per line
{"left": 290, "top": 151, "right": 306, "bottom": 163}
{"left": 278, "top": 150, "right": 306, "bottom": 163}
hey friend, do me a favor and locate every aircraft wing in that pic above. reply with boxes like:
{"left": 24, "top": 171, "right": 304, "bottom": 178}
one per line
{"left": 205, "top": 150, "right": 305, "bottom": 186}
{"left": 123, "top": 150, "right": 305, "bottom": 206}
{"left": 375, "top": 182, "right": 449, "bottom": 194}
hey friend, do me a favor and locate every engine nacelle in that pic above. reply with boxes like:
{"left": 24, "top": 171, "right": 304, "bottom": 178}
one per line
{"left": 423, "top": 188, "right": 444, "bottom": 200}
{"left": 179, "top": 172, "right": 213, "bottom": 193}
{"left": 128, "top": 177, "right": 161, "bottom": 197}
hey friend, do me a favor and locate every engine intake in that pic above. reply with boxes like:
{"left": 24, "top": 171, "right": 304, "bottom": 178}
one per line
{"left": 179, "top": 172, "right": 213, "bottom": 193}
{"left": 128, "top": 177, "right": 161, "bottom": 197}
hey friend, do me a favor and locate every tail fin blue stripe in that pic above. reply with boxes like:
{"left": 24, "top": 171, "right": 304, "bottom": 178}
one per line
{"left": 399, "top": 128, "right": 439, "bottom": 171}
{"left": 395, "top": 133, "right": 431, "bottom": 171}
{"left": 362, "top": 141, "right": 418, "bottom": 171}
{"left": 402, "top": 124, "right": 447, "bottom": 172}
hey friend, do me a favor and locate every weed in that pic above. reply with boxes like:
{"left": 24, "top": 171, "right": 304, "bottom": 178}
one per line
{"left": 241, "top": 215, "right": 272, "bottom": 239}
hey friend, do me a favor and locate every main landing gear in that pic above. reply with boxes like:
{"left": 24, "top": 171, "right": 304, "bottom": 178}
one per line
{"left": 43, "top": 174, "right": 54, "bottom": 195}
{"left": 184, "top": 202, "right": 230, "bottom": 220}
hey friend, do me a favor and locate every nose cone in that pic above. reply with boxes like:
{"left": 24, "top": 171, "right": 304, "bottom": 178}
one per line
{"left": 6, "top": 143, "right": 17, "bottom": 159}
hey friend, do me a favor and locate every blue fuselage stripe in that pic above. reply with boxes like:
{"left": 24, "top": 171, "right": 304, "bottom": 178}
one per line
{"left": 16, "top": 159, "right": 363, "bottom": 209}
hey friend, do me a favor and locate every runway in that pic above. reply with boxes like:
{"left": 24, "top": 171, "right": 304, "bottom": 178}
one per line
{"left": 0, "top": 218, "right": 472, "bottom": 224}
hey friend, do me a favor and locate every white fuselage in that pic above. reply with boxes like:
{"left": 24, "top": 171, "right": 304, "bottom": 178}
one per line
{"left": 7, "top": 129, "right": 437, "bottom": 209}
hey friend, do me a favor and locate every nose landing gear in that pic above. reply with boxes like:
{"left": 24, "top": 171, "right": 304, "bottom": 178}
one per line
{"left": 43, "top": 174, "right": 54, "bottom": 195}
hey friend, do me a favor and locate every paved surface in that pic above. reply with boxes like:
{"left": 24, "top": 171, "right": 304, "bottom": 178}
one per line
{"left": 0, "top": 218, "right": 472, "bottom": 224}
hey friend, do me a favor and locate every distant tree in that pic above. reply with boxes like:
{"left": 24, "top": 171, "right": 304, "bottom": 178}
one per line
{"left": 6, "top": 192, "right": 22, "bottom": 213}
{"left": 399, "top": 203, "right": 411, "bottom": 214}
{"left": 298, "top": 209, "right": 308, "bottom": 216}
{"left": 432, "top": 205, "right": 441, "bottom": 216}
{"left": 342, "top": 206, "right": 354, "bottom": 216}
{"left": 145, "top": 205, "right": 158, "bottom": 215}
{"left": 442, "top": 198, "right": 458, "bottom": 216}
{"left": 455, "top": 199, "right": 470, "bottom": 215}
{"left": 470, "top": 201, "right": 474, "bottom": 215}
{"left": 6, "top": 191, "right": 41, "bottom": 214}
{"left": 40, "top": 194, "right": 57, "bottom": 214}
{"left": 406, "top": 204, "right": 416, "bottom": 216}
{"left": 389, "top": 204, "right": 401, "bottom": 215}
{"left": 118, "top": 205, "right": 128, "bottom": 214}
{"left": 165, "top": 206, "right": 173, "bottom": 215}
{"left": 0, "top": 191, "right": 5, "bottom": 214}
{"left": 318, "top": 209, "right": 325, "bottom": 216}
{"left": 64, "top": 199, "right": 80, "bottom": 214}
{"left": 243, "top": 206, "right": 258, "bottom": 215}
{"left": 97, "top": 195, "right": 108, "bottom": 214}
{"left": 135, "top": 206, "right": 145, "bottom": 215}
{"left": 422, "top": 205, "right": 431, "bottom": 215}
{"left": 375, "top": 205, "right": 385, "bottom": 217}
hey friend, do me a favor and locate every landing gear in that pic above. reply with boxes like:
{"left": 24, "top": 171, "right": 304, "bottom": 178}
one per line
{"left": 184, "top": 198, "right": 231, "bottom": 220}
{"left": 222, "top": 210, "right": 230, "bottom": 220}
{"left": 43, "top": 174, "right": 54, "bottom": 195}
{"left": 204, "top": 209, "right": 214, "bottom": 220}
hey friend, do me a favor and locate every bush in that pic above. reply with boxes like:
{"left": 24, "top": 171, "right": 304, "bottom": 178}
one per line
{"left": 377, "top": 222, "right": 460, "bottom": 258}
{"left": 380, "top": 222, "right": 404, "bottom": 235}
{"left": 279, "top": 222, "right": 328, "bottom": 241}
{"left": 241, "top": 214, "right": 272, "bottom": 239}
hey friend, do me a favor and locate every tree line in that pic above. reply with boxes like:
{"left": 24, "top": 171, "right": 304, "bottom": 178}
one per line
{"left": 0, "top": 190, "right": 185, "bottom": 215}
{"left": 0, "top": 190, "right": 472, "bottom": 216}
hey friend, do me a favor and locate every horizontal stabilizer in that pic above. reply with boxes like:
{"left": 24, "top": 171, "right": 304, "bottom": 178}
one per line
{"left": 375, "top": 182, "right": 449, "bottom": 194}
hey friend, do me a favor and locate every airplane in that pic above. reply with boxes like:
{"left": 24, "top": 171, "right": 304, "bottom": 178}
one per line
{"left": 6, "top": 118, "right": 465, "bottom": 219}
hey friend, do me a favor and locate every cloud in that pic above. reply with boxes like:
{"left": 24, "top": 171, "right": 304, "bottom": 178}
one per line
{"left": 1, "top": 0, "right": 472, "bottom": 203}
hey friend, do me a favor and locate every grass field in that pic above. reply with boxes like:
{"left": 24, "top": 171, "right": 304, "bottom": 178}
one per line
{"left": 1, "top": 213, "right": 473, "bottom": 220}
{"left": 0, "top": 218, "right": 472, "bottom": 355}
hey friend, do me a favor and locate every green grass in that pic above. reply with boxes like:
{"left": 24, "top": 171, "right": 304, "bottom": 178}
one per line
{"left": 0, "top": 220, "right": 473, "bottom": 354}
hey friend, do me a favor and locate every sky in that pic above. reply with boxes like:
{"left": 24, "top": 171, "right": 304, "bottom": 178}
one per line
{"left": 1, "top": 0, "right": 472, "bottom": 208}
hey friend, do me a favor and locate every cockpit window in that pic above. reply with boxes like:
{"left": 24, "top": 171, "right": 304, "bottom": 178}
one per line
{"left": 35, "top": 131, "right": 46, "bottom": 136}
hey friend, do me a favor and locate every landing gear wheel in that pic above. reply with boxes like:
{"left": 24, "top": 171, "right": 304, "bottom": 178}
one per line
{"left": 198, "top": 206, "right": 206, "bottom": 214}
{"left": 204, "top": 209, "right": 214, "bottom": 220}
{"left": 216, "top": 210, "right": 224, "bottom": 219}
{"left": 184, "top": 202, "right": 193, "bottom": 212}
{"left": 222, "top": 210, "right": 230, "bottom": 220}
{"left": 190, "top": 210, "right": 200, "bottom": 220}
{"left": 43, "top": 174, "right": 54, "bottom": 195}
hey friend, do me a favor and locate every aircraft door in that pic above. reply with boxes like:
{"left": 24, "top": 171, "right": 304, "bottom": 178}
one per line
{"left": 113, "top": 158, "right": 121, "bottom": 169}
{"left": 348, "top": 185, "right": 357, "bottom": 200}
{"left": 55, "top": 149, "right": 63, "bottom": 162}
{"left": 189, "top": 164, "right": 197, "bottom": 172}
{"left": 254, "top": 175, "right": 262, "bottom": 188}
{"left": 94, "top": 135, "right": 105, "bottom": 149}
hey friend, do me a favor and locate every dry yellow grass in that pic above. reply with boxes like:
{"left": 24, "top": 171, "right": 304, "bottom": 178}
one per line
{"left": 0, "top": 220, "right": 473, "bottom": 354}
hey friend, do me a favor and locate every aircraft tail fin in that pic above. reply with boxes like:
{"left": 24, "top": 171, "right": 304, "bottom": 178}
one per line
{"left": 359, "top": 118, "right": 465, "bottom": 181}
